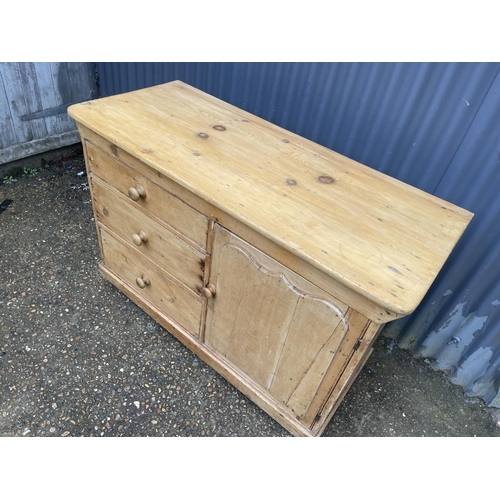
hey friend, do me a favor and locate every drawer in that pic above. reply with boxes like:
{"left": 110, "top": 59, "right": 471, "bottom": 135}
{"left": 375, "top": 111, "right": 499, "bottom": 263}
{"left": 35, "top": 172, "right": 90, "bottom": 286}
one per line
{"left": 86, "top": 141, "right": 208, "bottom": 250}
{"left": 100, "top": 228, "right": 203, "bottom": 336}
{"left": 92, "top": 177, "right": 206, "bottom": 295}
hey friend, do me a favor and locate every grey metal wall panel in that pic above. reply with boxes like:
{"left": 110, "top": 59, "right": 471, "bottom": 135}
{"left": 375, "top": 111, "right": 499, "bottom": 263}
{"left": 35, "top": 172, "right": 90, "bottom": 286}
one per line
{"left": 0, "top": 62, "right": 97, "bottom": 165}
{"left": 384, "top": 71, "right": 500, "bottom": 407}
{"left": 96, "top": 62, "right": 500, "bottom": 407}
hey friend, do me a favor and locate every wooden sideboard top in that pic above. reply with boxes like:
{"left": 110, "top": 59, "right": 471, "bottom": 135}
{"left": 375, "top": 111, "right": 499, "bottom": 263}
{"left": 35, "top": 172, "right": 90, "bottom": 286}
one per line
{"left": 68, "top": 80, "right": 473, "bottom": 317}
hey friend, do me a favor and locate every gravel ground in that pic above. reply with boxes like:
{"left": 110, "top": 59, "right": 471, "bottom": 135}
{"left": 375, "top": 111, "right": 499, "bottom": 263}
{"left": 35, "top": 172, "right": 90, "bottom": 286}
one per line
{"left": 1, "top": 152, "right": 499, "bottom": 438}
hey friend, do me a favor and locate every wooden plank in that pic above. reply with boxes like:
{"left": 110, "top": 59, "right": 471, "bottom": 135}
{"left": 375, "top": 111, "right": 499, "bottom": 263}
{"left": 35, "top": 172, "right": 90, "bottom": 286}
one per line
{"left": 299, "top": 309, "right": 375, "bottom": 427}
{"left": 310, "top": 323, "right": 384, "bottom": 436}
{"left": 49, "top": 62, "right": 77, "bottom": 131}
{"left": 269, "top": 300, "right": 348, "bottom": 417}
{"left": 67, "top": 62, "right": 84, "bottom": 103}
{"left": 0, "top": 63, "right": 33, "bottom": 145}
{"left": 0, "top": 67, "right": 17, "bottom": 150}
{"left": 17, "top": 62, "right": 48, "bottom": 140}
{"left": 0, "top": 130, "right": 80, "bottom": 165}
{"left": 78, "top": 63, "right": 96, "bottom": 103}
{"left": 33, "top": 62, "right": 65, "bottom": 136}
{"left": 68, "top": 81, "right": 473, "bottom": 317}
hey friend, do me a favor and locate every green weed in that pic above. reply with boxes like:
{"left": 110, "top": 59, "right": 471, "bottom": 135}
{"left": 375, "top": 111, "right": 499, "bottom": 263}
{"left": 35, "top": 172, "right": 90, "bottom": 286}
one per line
{"left": 23, "top": 165, "right": 38, "bottom": 176}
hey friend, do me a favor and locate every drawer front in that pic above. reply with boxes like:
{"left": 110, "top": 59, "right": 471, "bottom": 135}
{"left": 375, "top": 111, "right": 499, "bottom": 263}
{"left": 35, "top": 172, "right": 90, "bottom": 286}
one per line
{"left": 92, "top": 177, "right": 205, "bottom": 296}
{"left": 100, "top": 228, "right": 202, "bottom": 335}
{"left": 86, "top": 141, "right": 209, "bottom": 250}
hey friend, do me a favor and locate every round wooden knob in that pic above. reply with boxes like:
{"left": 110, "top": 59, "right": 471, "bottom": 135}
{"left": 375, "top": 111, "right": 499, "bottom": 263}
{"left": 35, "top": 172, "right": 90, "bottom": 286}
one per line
{"left": 136, "top": 184, "right": 146, "bottom": 198}
{"left": 128, "top": 187, "right": 140, "bottom": 201}
{"left": 132, "top": 231, "right": 149, "bottom": 246}
{"left": 135, "top": 274, "right": 151, "bottom": 289}
{"left": 128, "top": 184, "right": 146, "bottom": 201}
{"left": 202, "top": 283, "right": 216, "bottom": 298}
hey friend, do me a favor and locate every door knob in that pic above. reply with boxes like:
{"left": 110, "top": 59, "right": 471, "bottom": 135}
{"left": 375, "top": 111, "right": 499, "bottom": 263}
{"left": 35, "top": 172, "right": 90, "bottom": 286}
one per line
{"left": 128, "top": 184, "right": 147, "bottom": 201}
{"left": 202, "top": 283, "right": 216, "bottom": 298}
{"left": 132, "top": 230, "right": 149, "bottom": 246}
{"left": 135, "top": 274, "right": 151, "bottom": 289}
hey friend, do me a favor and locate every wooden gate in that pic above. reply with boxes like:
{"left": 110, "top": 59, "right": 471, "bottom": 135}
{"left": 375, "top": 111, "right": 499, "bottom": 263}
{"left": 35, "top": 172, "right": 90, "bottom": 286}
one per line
{"left": 0, "top": 62, "right": 97, "bottom": 165}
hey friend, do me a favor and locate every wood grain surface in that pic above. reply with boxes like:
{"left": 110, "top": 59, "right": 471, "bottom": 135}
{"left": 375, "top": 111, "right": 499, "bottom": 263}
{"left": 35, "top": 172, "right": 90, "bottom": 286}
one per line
{"left": 91, "top": 177, "right": 206, "bottom": 295}
{"left": 68, "top": 81, "right": 473, "bottom": 317}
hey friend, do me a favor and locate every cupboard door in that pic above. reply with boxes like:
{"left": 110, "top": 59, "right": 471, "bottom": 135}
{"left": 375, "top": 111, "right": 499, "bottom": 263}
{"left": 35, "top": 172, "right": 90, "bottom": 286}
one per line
{"left": 204, "top": 224, "right": 350, "bottom": 419}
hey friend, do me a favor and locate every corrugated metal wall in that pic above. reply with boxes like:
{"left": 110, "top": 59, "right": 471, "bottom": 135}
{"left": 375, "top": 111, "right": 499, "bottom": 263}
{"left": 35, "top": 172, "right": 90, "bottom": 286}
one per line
{"left": 96, "top": 62, "right": 500, "bottom": 407}
{"left": 0, "top": 62, "right": 97, "bottom": 165}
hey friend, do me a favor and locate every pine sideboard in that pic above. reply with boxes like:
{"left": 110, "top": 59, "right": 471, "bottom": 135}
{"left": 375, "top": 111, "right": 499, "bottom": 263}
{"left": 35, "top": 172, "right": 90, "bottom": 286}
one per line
{"left": 68, "top": 81, "right": 473, "bottom": 437}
